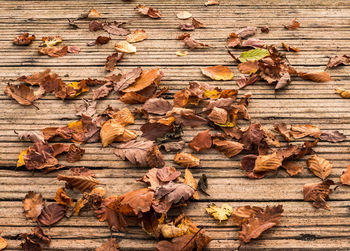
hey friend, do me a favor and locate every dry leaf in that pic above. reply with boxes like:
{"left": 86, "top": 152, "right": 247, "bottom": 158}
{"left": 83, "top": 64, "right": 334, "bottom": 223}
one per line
{"left": 66, "top": 144, "right": 85, "bottom": 163}
{"left": 105, "top": 53, "right": 123, "bottom": 71}
{"left": 236, "top": 74, "right": 259, "bottom": 89}
{"left": 239, "top": 205, "right": 283, "bottom": 243}
{"left": 183, "top": 36, "right": 210, "bottom": 49}
{"left": 176, "top": 50, "right": 188, "bottom": 56}
{"left": 254, "top": 152, "right": 283, "bottom": 173}
{"left": 126, "top": 29, "right": 148, "bottom": 43}
{"left": 103, "top": 22, "right": 130, "bottom": 36}
{"left": 284, "top": 18, "right": 300, "bottom": 30}
{"left": 100, "top": 119, "right": 125, "bottom": 147}
{"left": 38, "top": 203, "right": 66, "bottom": 226}
{"left": 303, "top": 180, "right": 334, "bottom": 210}
{"left": 96, "top": 238, "right": 119, "bottom": 251}
{"left": 227, "top": 32, "right": 241, "bottom": 48}
{"left": 240, "top": 123, "right": 264, "bottom": 151}
{"left": 57, "top": 174, "right": 100, "bottom": 193}
{"left": 275, "top": 72, "right": 291, "bottom": 89}
{"left": 13, "top": 33, "right": 35, "bottom": 45}
{"left": 55, "top": 187, "right": 74, "bottom": 207}
{"left": 115, "top": 41, "right": 136, "bottom": 53}
{"left": 174, "top": 152, "right": 200, "bottom": 168}
{"left": 141, "top": 122, "right": 173, "bottom": 140}
{"left": 232, "top": 206, "right": 263, "bottom": 226}
{"left": 113, "top": 67, "right": 142, "bottom": 92}
{"left": 201, "top": 65, "right": 233, "bottom": 80}
{"left": 143, "top": 98, "right": 172, "bottom": 115}
{"left": 206, "top": 203, "right": 233, "bottom": 222}
{"left": 40, "top": 36, "right": 62, "bottom": 47}
{"left": 192, "top": 18, "right": 205, "bottom": 28}
{"left": 205, "top": 0, "right": 219, "bottom": 6}
{"left": 160, "top": 140, "right": 185, "bottom": 152}
{"left": 176, "top": 11, "right": 192, "bottom": 19}
{"left": 189, "top": 129, "right": 212, "bottom": 152}
{"left": 281, "top": 42, "right": 299, "bottom": 52}
{"left": 22, "top": 191, "right": 44, "bottom": 220}
{"left": 213, "top": 138, "right": 243, "bottom": 158}
{"left": 136, "top": 4, "right": 162, "bottom": 19}
{"left": 119, "top": 188, "right": 154, "bottom": 215}
{"left": 261, "top": 25, "right": 269, "bottom": 33}
{"left": 89, "top": 20, "right": 103, "bottom": 31}
{"left": 87, "top": 8, "right": 101, "bottom": 19}
{"left": 335, "top": 88, "right": 350, "bottom": 98}
{"left": 112, "top": 107, "right": 135, "bottom": 126}
{"left": 114, "top": 140, "right": 153, "bottom": 166}
{"left": 290, "top": 124, "right": 322, "bottom": 139}
{"left": 208, "top": 107, "right": 228, "bottom": 124}
{"left": 282, "top": 161, "right": 303, "bottom": 176}
{"left": 238, "top": 61, "right": 259, "bottom": 74}
{"left": 340, "top": 166, "right": 350, "bottom": 185}
{"left": 274, "top": 122, "right": 292, "bottom": 141}
{"left": 184, "top": 168, "right": 199, "bottom": 200}
{"left": 326, "top": 55, "right": 350, "bottom": 69}
{"left": 0, "top": 237, "right": 7, "bottom": 250}
{"left": 18, "top": 131, "right": 45, "bottom": 143}
{"left": 298, "top": 71, "right": 331, "bottom": 82}
{"left": 146, "top": 145, "right": 165, "bottom": 168}
{"left": 122, "top": 68, "right": 163, "bottom": 92}
{"left": 307, "top": 155, "right": 332, "bottom": 180}
{"left": 237, "top": 26, "right": 257, "bottom": 39}
{"left": 39, "top": 46, "right": 68, "bottom": 57}
{"left": 5, "top": 83, "right": 36, "bottom": 106}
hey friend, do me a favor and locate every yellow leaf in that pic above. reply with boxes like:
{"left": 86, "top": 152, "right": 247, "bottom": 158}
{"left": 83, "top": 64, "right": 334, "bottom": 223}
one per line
{"left": 176, "top": 50, "right": 188, "bottom": 56}
{"left": 204, "top": 89, "right": 221, "bottom": 99}
{"left": 112, "top": 107, "right": 134, "bottom": 126}
{"left": 206, "top": 203, "right": 233, "bottom": 222}
{"left": 17, "top": 149, "right": 28, "bottom": 167}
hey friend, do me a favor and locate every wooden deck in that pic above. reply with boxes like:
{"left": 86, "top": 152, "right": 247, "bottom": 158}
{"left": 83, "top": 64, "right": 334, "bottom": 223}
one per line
{"left": 1, "top": 0, "right": 350, "bottom": 250}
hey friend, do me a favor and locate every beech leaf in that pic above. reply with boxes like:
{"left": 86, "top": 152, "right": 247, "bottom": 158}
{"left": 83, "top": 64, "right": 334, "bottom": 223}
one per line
{"left": 307, "top": 155, "right": 332, "bottom": 180}
{"left": 114, "top": 140, "right": 153, "bottom": 167}
{"left": 340, "top": 166, "right": 350, "bottom": 185}
{"left": 57, "top": 174, "right": 100, "bottom": 193}
{"left": 213, "top": 138, "right": 243, "bottom": 158}
{"left": 22, "top": 191, "right": 44, "bottom": 220}
{"left": 38, "top": 203, "right": 66, "bottom": 226}
{"left": 5, "top": 84, "right": 36, "bottom": 106}
{"left": 189, "top": 129, "right": 212, "bottom": 152}
{"left": 174, "top": 152, "right": 200, "bottom": 168}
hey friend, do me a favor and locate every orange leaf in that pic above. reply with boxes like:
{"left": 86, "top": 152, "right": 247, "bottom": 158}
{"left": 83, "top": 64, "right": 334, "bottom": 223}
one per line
{"left": 298, "top": 71, "right": 331, "bottom": 82}
{"left": 200, "top": 65, "right": 233, "bottom": 80}
{"left": 307, "top": 155, "right": 332, "bottom": 180}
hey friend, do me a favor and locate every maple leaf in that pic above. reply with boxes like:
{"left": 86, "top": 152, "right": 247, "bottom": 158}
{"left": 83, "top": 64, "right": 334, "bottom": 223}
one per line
{"left": 307, "top": 155, "right": 332, "bottom": 180}
{"left": 298, "top": 71, "right": 331, "bottom": 82}
{"left": 200, "top": 65, "right": 233, "bottom": 80}
{"left": 96, "top": 238, "right": 120, "bottom": 251}
{"left": 114, "top": 140, "right": 153, "bottom": 166}
{"left": 22, "top": 191, "right": 44, "bottom": 221}
{"left": 326, "top": 55, "right": 350, "bottom": 69}
{"left": 13, "top": 33, "right": 35, "bottom": 45}
{"left": 136, "top": 4, "right": 162, "bottom": 19}
{"left": 38, "top": 203, "right": 66, "bottom": 226}
{"left": 290, "top": 124, "right": 322, "bottom": 139}
{"left": 174, "top": 152, "right": 200, "bottom": 168}
{"left": 105, "top": 53, "right": 123, "bottom": 72}
{"left": 239, "top": 205, "right": 283, "bottom": 243}
{"left": 126, "top": 29, "right": 148, "bottom": 43}
{"left": 284, "top": 18, "right": 300, "bottom": 30}
{"left": 57, "top": 174, "right": 100, "bottom": 193}
{"left": 303, "top": 180, "right": 334, "bottom": 210}
{"left": 5, "top": 83, "right": 37, "bottom": 106}
{"left": 103, "top": 21, "right": 130, "bottom": 36}
{"left": 189, "top": 129, "right": 212, "bottom": 152}
{"left": 206, "top": 203, "right": 233, "bottom": 222}
{"left": 340, "top": 166, "right": 350, "bottom": 185}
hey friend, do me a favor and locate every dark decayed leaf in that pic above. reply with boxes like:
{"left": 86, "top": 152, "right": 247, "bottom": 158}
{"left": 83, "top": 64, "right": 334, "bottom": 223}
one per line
{"left": 38, "top": 203, "right": 66, "bottom": 226}
{"left": 198, "top": 174, "right": 209, "bottom": 195}
{"left": 261, "top": 25, "right": 269, "bottom": 33}
{"left": 240, "top": 155, "right": 265, "bottom": 179}
{"left": 160, "top": 140, "right": 185, "bottom": 152}
{"left": 141, "top": 122, "right": 173, "bottom": 140}
{"left": 240, "top": 123, "right": 264, "bottom": 151}
{"left": 95, "top": 36, "right": 111, "bottom": 45}
{"left": 114, "top": 140, "right": 153, "bottom": 166}
{"left": 303, "top": 180, "right": 334, "bottom": 210}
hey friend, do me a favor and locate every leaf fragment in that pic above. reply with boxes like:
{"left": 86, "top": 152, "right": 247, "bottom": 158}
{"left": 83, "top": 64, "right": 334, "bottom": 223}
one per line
{"left": 335, "top": 88, "right": 350, "bottom": 98}
{"left": 105, "top": 53, "right": 123, "bottom": 72}
{"left": 326, "top": 55, "right": 350, "bottom": 69}
{"left": 284, "top": 18, "right": 300, "bottom": 30}
{"left": 320, "top": 130, "right": 346, "bottom": 143}
{"left": 96, "top": 238, "right": 120, "bottom": 251}
{"left": 176, "top": 11, "right": 192, "bottom": 20}
{"left": 340, "top": 166, "right": 350, "bottom": 185}
{"left": 136, "top": 4, "right": 162, "bottom": 19}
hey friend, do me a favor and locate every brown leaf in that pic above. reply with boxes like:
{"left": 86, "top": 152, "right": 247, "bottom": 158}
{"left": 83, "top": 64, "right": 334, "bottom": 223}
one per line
{"left": 236, "top": 74, "right": 259, "bottom": 89}
{"left": 112, "top": 68, "right": 142, "bottom": 92}
{"left": 261, "top": 25, "right": 269, "bottom": 33}
{"left": 100, "top": 119, "right": 125, "bottom": 147}
{"left": 67, "top": 45, "right": 80, "bottom": 54}
{"left": 55, "top": 187, "right": 74, "bottom": 207}
{"left": 112, "top": 107, "right": 135, "bottom": 126}
{"left": 183, "top": 36, "right": 210, "bottom": 49}
{"left": 303, "top": 180, "right": 334, "bottom": 210}
{"left": 340, "top": 166, "right": 350, "bottom": 185}
{"left": 232, "top": 205, "right": 263, "bottom": 226}
{"left": 239, "top": 205, "right": 283, "bottom": 243}
{"left": 326, "top": 55, "right": 350, "bottom": 69}
{"left": 254, "top": 152, "right": 283, "bottom": 173}
{"left": 237, "top": 26, "right": 257, "bottom": 39}
{"left": 189, "top": 129, "right": 212, "bottom": 152}
{"left": 92, "top": 84, "right": 113, "bottom": 101}
{"left": 184, "top": 169, "right": 199, "bottom": 200}
{"left": 284, "top": 18, "right": 300, "bottom": 30}
{"left": 179, "top": 23, "right": 195, "bottom": 31}
{"left": 66, "top": 144, "right": 85, "bottom": 163}
{"left": 19, "top": 233, "right": 42, "bottom": 251}
{"left": 87, "top": 8, "right": 101, "bottom": 19}
{"left": 281, "top": 42, "right": 299, "bottom": 52}
{"left": 274, "top": 122, "right": 292, "bottom": 141}
{"left": 282, "top": 161, "right": 303, "bottom": 176}
{"left": 38, "top": 203, "right": 66, "bottom": 226}
{"left": 105, "top": 53, "right": 123, "bottom": 72}
{"left": 0, "top": 237, "right": 6, "bottom": 250}
{"left": 95, "top": 36, "right": 111, "bottom": 45}
{"left": 13, "top": 33, "right": 35, "bottom": 45}
{"left": 174, "top": 152, "right": 200, "bottom": 168}
{"left": 5, "top": 83, "right": 36, "bottom": 106}
{"left": 213, "top": 138, "right": 243, "bottom": 158}
{"left": 23, "top": 142, "right": 58, "bottom": 170}
{"left": 238, "top": 61, "right": 259, "bottom": 74}
{"left": 290, "top": 124, "right": 322, "bottom": 139}
{"left": 146, "top": 145, "right": 165, "bottom": 168}
{"left": 141, "top": 122, "right": 173, "bottom": 141}
{"left": 123, "top": 68, "right": 163, "bottom": 92}
{"left": 320, "top": 130, "right": 346, "bottom": 143}
{"left": 114, "top": 140, "right": 153, "bottom": 167}
{"left": 201, "top": 65, "right": 233, "bottom": 80}
{"left": 22, "top": 191, "right": 44, "bottom": 220}
{"left": 226, "top": 32, "right": 241, "bottom": 48}
{"left": 96, "top": 238, "right": 120, "bottom": 251}
{"left": 275, "top": 72, "right": 291, "bottom": 89}
{"left": 242, "top": 38, "right": 265, "bottom": 48}
{"left": 89, "top": 20, "right": 103, "bottom": 31}
{"left": 39, "top": 46, "right": 68, "bottom": 57}
{"left": 103, "top": 21, "right": 130, "bottom": 36}
{"left": 119, "top": 188, "right": 154, "bottom": 215}
{"left": 298, "top": 71, "right": 331, "bottom": 82}
{"left": 192, "top": 18, "right": 205, "bottom": 28}
{"left": 143, "top": 98, "right": 172, "bottom": 115}
{"left": 307, "top": 155, "right": 332, "bottom": 180}
{"left": 157, "top": 166, "right": 181, "bottom": 182}
{"left": 160, "top": 140, "right": 185, "bottom": 152}
{"left": 126, "top": 29, "right": 148, "bottom": 43}
{"left": 136, "top": 5, "right": 162, "bottom": 19}
{"left": 240, "top": 123, "right": 264, "bottom": 151}
{"left": 57, "top": 174, "right": 100, "bottom": 193}
{"left": 208, "top": 107, "right": 228, "bottom": 124}
{"left": 205, "top": 0, "right": 219, "bottom": 5}
{"left": 18, "top": 131, "right": 45, "bottom": 143}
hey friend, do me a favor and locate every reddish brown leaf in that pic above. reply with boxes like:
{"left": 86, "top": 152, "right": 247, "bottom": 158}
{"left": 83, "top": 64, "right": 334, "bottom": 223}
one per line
{"left": 192, "top": 18, "right": 205, "bottom": 28}
{"left": 242, "top": 38, "right": 265, "bottom": 48}
{"left": 122, "top": 68, "right": 163, "bottom": 93}
{"left": 160, "top": 140, "right": 185, "bottom": 152}
{"left": 284, "top": 18, "right": 300, "bottom": 30}
{"left": 114, "top": 140, "right": 153, "bottom": 167}
{"left": 95, "top": 36, "right": 111, "bottom": 45}
{"left": 146, "top": 145, "right": 165, "bottom": 168}
{"left": 238, "top": 61, "right": 259, "bottom": 74}
{"left": 136, "top": 4, "right": 162, "bottom": 19}
{"left": 143, "top": 98, "right": 172, "bottom": 115}
{"left": 236, "top": 74, "right": 260, "bottom": 89}
{"left": 282, "top": 161, "right": 303, "bottom": 176}
{"left": 240, "top": 123, "right": 264, "bottom": 151}
{"left": 66, "top": 144, "right": 85, "bottom": 163}
{"left": 254, "top": 152, "right": 283, "bottom": 173}
{"left": 281, "top": 42, "right": 299, "bottom": 52}
{"left": 38, "top": 203, "right": 66, "bottom": 226}
{"left": 174, "top": 152, "right": 200, "bottom": 168}
{"left": 274, "top": 122, "right": 292, "bottom": 141}
{"left": 240, "top": 155, "right": 265, "bottom": 179}
{"left": 261, "top": 25, "right": 269, "bottom": 33}
{"left": 213, "top": 138, "right": 243, "bottom": 158}
{"left": 57, "top": 174, "right": 100, "bottom": 193}
{"left": 298, "top": 71, "right": 331, "bottom": 82}
{"left": 54, "top": 187, "right": 74, "bottom": 207}
{"left": 232, "top": 206, "right": 263, "bottom": 226}
{"left": 39, "top": 46, "right": 68, "bottom": 57}
{"left": 24, "top": 142, "right": 58, "bottom": 170}
{"left": 226, "top": 32, "right": 241, "bottom": 48}
{"left": 340, "top": 166, "right": 350, "bottom": 185}
{"left": 157, "top": 166, "right": 181, "bottom": 182}
{"left": 89, "top": 20, "right": 103, "bottom": 31}
{"left": 5, "top": 84, "right": 36, "bottom": 106}
{"left": 183, "top": 36, "right": 210, "bottom": 50}
{"left": 119, "top": 188, "right": 154, "bottom": 215}
{"left": 141, "top": 122, "right": 173, "bottom": 141}
{"left": 201, "top": 65, "right": 233, "bottom": 80}
{"left": 189, "top": 129, "right": 212, "bottom": 152}
{"left": 320, "top": 130, "right": 346, "bottom": 143}
{"left": 103, "top": 21, "right": 130, "bottom": 36}
{"left": 105, "top": 53, "right": 123, "bottom": 72}
{"left": 237, "top": 26, "right": 257, "bottom": 39}
{"left": 326, "top": 55, "right": 350, "bottom": 69}
{"left": 290, "top": 124, "right": 322, "bottom": 139}
{"left": 208, "top": 107, "right": 228, "bottom": 124}
{"left": 303, "top": 180, "right": 334, "bottom": 210}
{"left": 13, "top": 33, "right": 35, "bottom": 45}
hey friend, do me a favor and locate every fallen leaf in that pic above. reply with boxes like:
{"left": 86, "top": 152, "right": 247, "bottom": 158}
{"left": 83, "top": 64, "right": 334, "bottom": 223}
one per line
{"left": 226, "top": 32, "right": 241, "bottom": 48}
{"left": 183, "top": 36, "right": 210, "bottom": 49}
{"left": 326, "top": 55, "right": 350, "bottom": 69}
{"left": 206, "top": 203, "right": 233, "bottom": 222}
{"left": 113, "top": 67, "right": 142, "bottom": 92}
{"left": 281, "top": 42, "right": 299, "bottom": 52}
{"left": 274, "top": 122, "right": 292, "bottom": 141}
{"left": 122, "top": 68, "right": 163, "bottom": 92}
{"left": 335, "top": 88, "right": 350, "bottom": 98}
{"left": 141, "top": 122, "right": 173, "bottom": 140}
{"left": 254, "top": 152, "right": 283, "bottom": 173}
{"left": 13, "top": 33, "right": 35, "bottom": 45}
{"left": 100, "top": 119, "right": 125, "bottom": 147}
{"left": 237, "top": 26, "right": 257, "bottom": 38}
{"left": 238, "top": 61, "right": 259, "bottom": 74}
{"left": 241, "top": 155, "right": 265, "bottom": 179}
{"left": 38, "top": 203, "right": 66, "bottom": 226}
{"left": 89, "top": 20, "right": 103, "bottom": 31}
{"left": 198, "top": 174, "right": 209, "bottom": 195}
{"left": 192, "top": 18, "right": 205, "bottom": 28}
{"left": 176, "top": 11, "right": 192, "bottom": 19}
{"left": 232, "top": 206, "right": 263, "bottom": 226}
{"left": 87, "top": 8, "right": 101, "bottom": 19}
{"left": 184, "top": 169, "right": 199, "bottom": 199}
{"left": 275, "top": 72, "right": 291, "bottom": 89}
{"left": 96, "top": 238, "right": 120, "bottom": 251}
{"left": 236, "top": 74, "right": 260, "bottom": 89}
{"left": 57, "top": 174, "right": 100, "bottom": 193}
{"left": 320, "top": 130, "right": 346, "bottom": 143}
{"left": 200, "top": 65, "right": 233, "bottom": 80}
{"left": 205, "top": 0, "right": 219, "bottom": 6}
{"left": 23, "top": 141, "right": 58, "bottom": 171}
{"left": 239, "top": 48, "right": 270, "bottom": 63}
{"left": 119, "top": 188, "right": 154, "bottom": 215}
{"left": 174, "top": 152, "right": 200, "bottom": 168}
{"left": 282, "top": 161, "right": 303, "bottom": 176}
{"left": 39, "top": 46, "right": 68, "bottom": 57}
{"left": 340, "top": 166, "right": 350, "bottom": 185}
{"left": 126, "top": 29, "right": 148, "bottom": 43}
{"left": 160, "top": 140, "right": 185, "bottom": 152}
{"left": 95, "top": 36, "right": 111, "bottom": 45}
{"left": 176, "top": 50, "right": 188, "bottom": 56}
{"left": 298, "top": 71, "right": 331, "bottom": 82}
{"left": 213, "top": 138, "right": 243, "bottom": 158}
{"left": 40, "top": 36, "right": 62, "bottom": 47}
{"left": 18, "top": 131, "right": 45, "bottom": 143}
{"left": 240, "top": 123, "right": 264, "bottom": 151}
{"left": 112, "top": 107, "right": 135, "bottom": 126}
{"left": 189, "top": 129, "right": 212, "bottom": 152}
{"left": 143, "top": 98, "right": 172, "bottom": 115}
{"left": 5, "top": 83, "right": 36, "bottom": 106}
{"left": 261, "top": 25, "right": 269, "bottom": 33}
{"left": 55, "top": 187, "right": 74, "bottom": 207}
{"left": 22, "top": 191, "right": 44, "bottom": 220}
{"left": 242, "top": 38, "right": 265, "bottom": 48}
{"left": 303, "top": 180, "right": 334, "bottom": 210}
{"left": 136, "top": 4, "right": 162, "bottom": 19}
{"left": 284, "top": 18, "right": 300, "bottom": 30}
{"left": 290, "top": 124, "right": 322, "bottom": 139}
{"left": 103, "top": 21, "right": 130, "bottom": 36}
{"left": 208, "top": 107, "right": 228, "bottom": 124}
{"left": 0, "top": 237, "right": 7, "bottom": 250}
{"left": 66, "top": 144, "right": 85, "bottom": 163}
{"left": 105, "top": 53, "right": 123, "bottom": 71}
{"left": 307, "top": 155, "right": 332, "bottom": 180}
{"left": 114, "top": 140, "right": 153, "bottom": 166}
{"left": 239, "top": 205, "right": 283, "bottom": 243}
{"left": 146, "top": 145, "right": 165, "bottom": 168}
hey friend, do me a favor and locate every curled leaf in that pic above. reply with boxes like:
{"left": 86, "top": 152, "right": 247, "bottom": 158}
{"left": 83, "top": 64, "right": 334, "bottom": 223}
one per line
{"left": 340, "top": 166, "right": 350, "bottom": 185}
{"left": 126, "top": 29, "right": 148, "bottom": 43}
{"left": 57, "top": 174, "right": 100, "bottom": 193}
{"left": 22, "top": 191, "right": 44, "bottom": 220}
{"left": 100, "top": 119, "right": 125, "bottom": 147}
{"left": 298, "top": 71, "right": 331, "bottom": 82}
{"left": 13, "top": 33, "right": 35, "bottom": 45}
{"left": 290, "top": 124, "right": 321, "bottom": 139}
